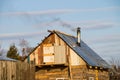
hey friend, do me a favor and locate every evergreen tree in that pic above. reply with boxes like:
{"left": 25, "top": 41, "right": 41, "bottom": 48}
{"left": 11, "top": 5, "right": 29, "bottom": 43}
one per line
{"left": 7, "top": 44, "right": 19, "bottom": 60}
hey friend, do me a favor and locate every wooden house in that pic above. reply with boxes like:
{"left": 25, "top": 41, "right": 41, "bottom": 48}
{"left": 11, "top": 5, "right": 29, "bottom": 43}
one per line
{"left": 24, "top": 28, "right": 110, "bottom": 80}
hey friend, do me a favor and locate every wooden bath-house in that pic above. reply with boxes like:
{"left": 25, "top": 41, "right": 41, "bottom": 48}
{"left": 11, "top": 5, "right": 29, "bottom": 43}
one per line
{"left": 24, "top": 27, "right": 110, "bottom": 80}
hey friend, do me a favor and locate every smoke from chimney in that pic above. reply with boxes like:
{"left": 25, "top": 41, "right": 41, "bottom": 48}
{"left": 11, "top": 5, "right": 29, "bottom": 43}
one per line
{"left": 77, "top": 27, "right": 81, "bottom": 46}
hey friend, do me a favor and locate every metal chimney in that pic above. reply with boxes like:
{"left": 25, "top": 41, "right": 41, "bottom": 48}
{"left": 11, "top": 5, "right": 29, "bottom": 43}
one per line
{"left": 77, "top": 27, "right": 81, "bottom": 46}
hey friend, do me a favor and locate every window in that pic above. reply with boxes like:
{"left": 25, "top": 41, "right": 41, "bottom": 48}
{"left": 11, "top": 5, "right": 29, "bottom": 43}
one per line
{"left": 56, "top": 78, "right": 65, "bottom": 80}
{"left": 89, "top": 77, "right": 94, "bottom": 80}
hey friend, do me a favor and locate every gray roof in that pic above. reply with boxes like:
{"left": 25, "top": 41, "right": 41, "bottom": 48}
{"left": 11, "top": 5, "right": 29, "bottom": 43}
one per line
{"left": 54, "top": 31, "right": 110, "bottom": 69}
{"left": 0, "top": 56, "right": 17, "bottom": 61}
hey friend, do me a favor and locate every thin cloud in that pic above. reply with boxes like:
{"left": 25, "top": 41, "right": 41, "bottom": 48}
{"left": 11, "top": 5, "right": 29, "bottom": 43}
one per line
{"left": 0, "top": 9, "right": 77, "bottom": 16}
{"left": 0, "top": 31, "right": 47, "bottom": 40}
{"left": 101, "top": 52, "right": 120, "bottom": 60}
{"left": 64, "top": 20, "right": 120, "bottom": 29}
{"left": 89, "top": 42, "right": 120, "bottom": 61}
{"left": 79, "top": 6, "right": 120, "bottom": 12}
{"left": 0, "top": 6, "right": 119, "bottom": 16}
{"left": 33, "top": 18, "right": 119, "bottom": 31}
{"left": 81, "top": 23, "right": 114, "bottom": 30}
{"left": 93, "top": 34, "right": 120, "bottom": 42}
{"left": 91, "top": 41, "right": 120, "bottom": 48}
{"left": 98, "top": 48, "right": 120, "bottom": 55}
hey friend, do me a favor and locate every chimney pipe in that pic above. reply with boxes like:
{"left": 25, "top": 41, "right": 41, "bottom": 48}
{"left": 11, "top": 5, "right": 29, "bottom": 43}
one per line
{"left": 77, "top": 27, "right": 81, "bottom": 46}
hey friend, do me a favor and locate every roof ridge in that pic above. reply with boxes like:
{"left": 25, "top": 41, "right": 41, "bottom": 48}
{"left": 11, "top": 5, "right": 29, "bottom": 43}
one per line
{"left": 50, "top": 30, "right": 76, "bottom": 38}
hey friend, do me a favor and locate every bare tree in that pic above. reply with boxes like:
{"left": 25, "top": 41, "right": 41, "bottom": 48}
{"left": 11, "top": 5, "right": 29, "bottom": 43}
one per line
{"left": 19, "top": 39, "right": 33, "bottom": 57}
{"left": 19, "top": 39, "right": 28, "bottom": 56}
{"left": 19, "top": 39, "right": 29, "bottom": 48}
{"left": 109, "top": 57, "right": 120, "bottom": 80}
{"left": 109, "top": 57, "right": 120, "bottom": 68}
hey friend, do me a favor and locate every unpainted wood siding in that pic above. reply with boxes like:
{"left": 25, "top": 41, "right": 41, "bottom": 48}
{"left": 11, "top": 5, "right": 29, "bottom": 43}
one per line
{"left": 54, "top": 34, "right": 65, "bottom": 46}
{"left": 28, "top": 49, "right": 39, "bottom": 65}
{"left": 35, "top": 49, "right": 38, "bottom": 65}
{"left": 43, "top": 44, "right": 54, "bottom": 64}
{"left": 54, "top": 45, "right": 66, "bottom": 64}
{"left": 41, "top": 34, "right": 67, "bottom": 64}
{"left": 37, "top": 46, "right": 42, "bottom": 65}
{"left": 0, "top": 61, "right": 35, "bottom": 80}
{"left": 70, "top": 48, "right": 86, "bottom": 65}
{"left": 26, "top": 33, "right": 86, "bottom": 65}
{"left": 30, "top": 52, "right": 35, "bottom": 64}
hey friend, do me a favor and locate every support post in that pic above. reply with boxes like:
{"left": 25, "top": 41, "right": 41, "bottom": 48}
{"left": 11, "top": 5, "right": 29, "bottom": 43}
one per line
{"left": 95, "top": 67, "right": 98, "bottom": 80}
{"left": 68, "top": 47, "right": 72, "bottom": 80}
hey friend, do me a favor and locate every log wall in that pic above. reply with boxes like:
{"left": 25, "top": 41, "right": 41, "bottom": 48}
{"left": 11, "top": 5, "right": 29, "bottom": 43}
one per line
{"left": 71, "top": 66, "right": 109, "bottom": 80}
{"left": 35, "top": 66, "right": 69, "bottom": 80}
{"left": 35, "top": 65, "right": 109, "bottom": 80}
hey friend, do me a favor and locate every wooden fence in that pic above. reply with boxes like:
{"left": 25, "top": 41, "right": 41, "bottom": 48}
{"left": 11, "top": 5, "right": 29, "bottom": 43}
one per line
{"left": 0, "top": 61, "right": 35, "bottom": 80}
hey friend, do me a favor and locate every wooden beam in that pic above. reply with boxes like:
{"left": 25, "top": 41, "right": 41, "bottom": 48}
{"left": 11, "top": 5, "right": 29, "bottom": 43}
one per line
{"left": 68, "top": 47, "right": 73, "bottom": 80}
{"left": 95, "top": 66, "right": 98, "bottom": 80}
{"left": 89, "top": 66, "right": 92, "bottom": 69}
{"left": 95, "top": 66, "right": 98, "bottom": 69}
{"left": 48, "top": 30, "right": 53, "bottom": 33}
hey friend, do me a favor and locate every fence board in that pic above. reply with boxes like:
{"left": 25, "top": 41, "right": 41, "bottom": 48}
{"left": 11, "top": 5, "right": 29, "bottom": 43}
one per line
{"left": 0, "top": 61, "right": 35, "bottom": 80}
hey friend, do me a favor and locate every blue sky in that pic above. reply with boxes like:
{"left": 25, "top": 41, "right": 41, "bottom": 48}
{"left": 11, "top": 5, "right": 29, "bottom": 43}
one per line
{"left": 0, "top": 0, "right": 120, "bottom": 62}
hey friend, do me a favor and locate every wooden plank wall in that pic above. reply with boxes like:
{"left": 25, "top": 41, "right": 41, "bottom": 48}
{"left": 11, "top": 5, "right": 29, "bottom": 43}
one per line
{"left": 35, "top": 66, "right": 69, "bottom": 80}
{"left": 35, "top": 65, "right": 109, "bottom": 80}
{"left": 0, "top": 61, "right": 35, "bottom": 80}
{"left": 71, "top": 66, "right": 109, "bottom": 80}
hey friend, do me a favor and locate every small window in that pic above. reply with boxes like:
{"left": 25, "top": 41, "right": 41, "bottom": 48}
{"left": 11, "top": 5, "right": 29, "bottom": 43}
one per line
{"left": 56, "top": 78, "right": 65, "bottom": 80}
{"left": 89, "top": 77, "right": 94, "bottom": 80}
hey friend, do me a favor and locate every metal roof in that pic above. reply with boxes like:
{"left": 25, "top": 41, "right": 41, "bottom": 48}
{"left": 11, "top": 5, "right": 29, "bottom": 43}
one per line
{"left": 54, "top": 31, "right": 110, "bottom": 69}
{"left": 0, "top": 56, "right": 17, "bottom": 61}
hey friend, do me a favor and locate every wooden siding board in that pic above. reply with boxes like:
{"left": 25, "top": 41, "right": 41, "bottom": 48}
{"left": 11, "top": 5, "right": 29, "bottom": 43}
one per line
{"left": 35, "top": 50, "right": 38, "bottom": 65}
{"left": 0, "top": 61, "right": 35, "bottom": 80}
{"left": 55, "top": 34, "right": 59, "bottom": 46}
{"left": 70, "top": 48, "right": 86, "bottom": 66}
{"left": 43, "top": 45, "right": 54, "bottom": 54}
{"left": 38, "top": 47, "right": 41, "bottom": 65}
{"left": 54, "top": 46, "right": 66, "bottom": 64}
{"left": 43, "top": 44, "right": 54, "bottom": 64}
{"left": 40, "top": 45, "right": 43, "bottom": 64}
